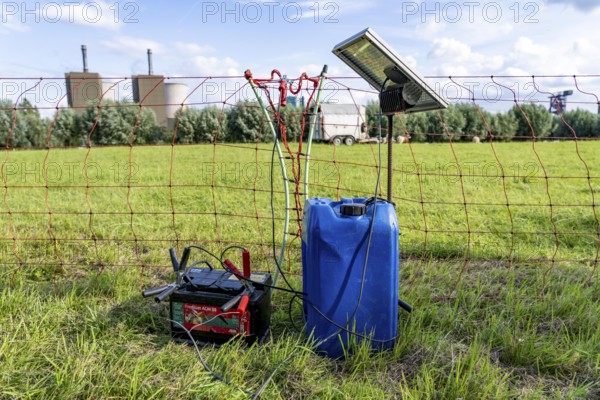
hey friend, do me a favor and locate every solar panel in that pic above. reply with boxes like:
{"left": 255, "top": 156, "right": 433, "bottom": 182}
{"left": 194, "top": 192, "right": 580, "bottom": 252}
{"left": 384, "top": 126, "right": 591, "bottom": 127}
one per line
{"left": 332, "top": 28, "right": 448, "bottom": 114}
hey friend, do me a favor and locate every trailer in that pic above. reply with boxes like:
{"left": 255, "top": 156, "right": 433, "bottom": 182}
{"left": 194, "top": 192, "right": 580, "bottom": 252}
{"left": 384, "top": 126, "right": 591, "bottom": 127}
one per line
{"left": 312, "top": 103, "right": 369, "bottom": 145}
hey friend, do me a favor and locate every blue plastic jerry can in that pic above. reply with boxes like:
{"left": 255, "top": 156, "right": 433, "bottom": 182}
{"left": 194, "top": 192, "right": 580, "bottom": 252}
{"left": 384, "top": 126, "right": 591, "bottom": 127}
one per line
{"left": 302, "top": 197, "right": 399, "bottom": 358}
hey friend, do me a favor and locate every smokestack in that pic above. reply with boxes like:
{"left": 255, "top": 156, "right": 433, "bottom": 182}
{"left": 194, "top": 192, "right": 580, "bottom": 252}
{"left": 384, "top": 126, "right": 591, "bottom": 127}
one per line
{"left": 147, "top": 48, "right": 153, "bottom": 75}
{"left": 81, "top": 45, "right": 88, "bottom": 73}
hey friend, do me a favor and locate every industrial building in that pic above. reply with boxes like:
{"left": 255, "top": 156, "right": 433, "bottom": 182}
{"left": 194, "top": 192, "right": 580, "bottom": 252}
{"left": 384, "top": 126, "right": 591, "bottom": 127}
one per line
{"left": 131, "top": 49, "right": 188, "bottom": 128}
{"left": 132, "top": 74, "right": 167, "bottom": 126}
{"left": 65, "top": 47, "right": 189, "bottom": 128}
{"left": 164, "top": 82, "right": 189, "bottom": 128}
{"left": 64, "top": 45, "right": 103, "bottom": 116}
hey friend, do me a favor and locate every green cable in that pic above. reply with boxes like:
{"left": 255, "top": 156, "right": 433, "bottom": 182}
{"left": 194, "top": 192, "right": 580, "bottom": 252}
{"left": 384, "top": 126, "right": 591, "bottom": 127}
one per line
{"left": 246, "top": 67, "right": 328, "bottom": 286}
{"left": 246, "top": 79, "right": 289, "bottom": 286}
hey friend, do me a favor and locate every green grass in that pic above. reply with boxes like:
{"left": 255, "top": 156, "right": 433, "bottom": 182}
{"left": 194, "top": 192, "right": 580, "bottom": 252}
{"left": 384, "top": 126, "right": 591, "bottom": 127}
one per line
{"left": 1, "top": 141, "right": 599, "bottom": 399}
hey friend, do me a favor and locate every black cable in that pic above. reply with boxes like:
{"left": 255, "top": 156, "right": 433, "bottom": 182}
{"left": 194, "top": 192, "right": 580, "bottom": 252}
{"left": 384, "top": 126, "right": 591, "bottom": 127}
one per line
{"left": 225, "top": 262, "right": 305, "bottom": 295}
{"left": 311, "top": 86, "right": 400, "bottom": 350}
{"left": 168, "top": 319, "right": 255, "bottom": 397}
{"left": 275, "top": 104, "right": 395, "bottom": 351}
{"left": 268, "top": 139, "right": 386, "bottom": 349}
{"left": 162, "top": 107, "right": 393, "bottom": 400}
{"left": 311, "top": 128, "right": 384, "bottom": 349}
{"left": 219, "top": 246, "right": 303, "bottom": 333}
{"left": 288, "top": 293, "right": 303, "bottom": 333}
{"left": 305, "top": 298, "right": 397, "bottom": 343}
{"left": 158, "top": 110, "right": 389, "bottom": 400}
{"left": 188, "top": 260, "right": 214, "bottom": 270}
{"left": 251, "top": 351, "right": 300, "bottom": 400}
{"left": 170, "top": 317, "right": 300, "bottom": 400}
{"left": 181, "top": 261, "right": 209, "bottom": 290}
{"left": 382, "top": 77, "right": 390, "bottom": 92}
{"left": 170, "top": 84, "right": 393, "bottom": 395}
{"left": 163, "top": 243, "right": 305, "bottom": 400}
{"left": 158, "top": 83, "right": 303, "bottom": 400}
{"left": 182, "top": 244, "right": 304, "bottom": 295}
{"left": 187, "top": 245, "right": 223, "bottom": 265}
{"left": 365, "top": 196, "right": 395, "bottom": 208}
{"left": 220, "top": 245, "right": 249, "bottom": 261}
{"left": 264, "top": 93, "right": 384, "bottom": 347}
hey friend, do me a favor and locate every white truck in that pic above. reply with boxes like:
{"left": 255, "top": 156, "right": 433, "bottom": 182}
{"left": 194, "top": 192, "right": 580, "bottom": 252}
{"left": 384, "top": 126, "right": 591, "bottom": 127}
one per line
{"left": 312, "top": 103, "right": 368, "bottom": 146}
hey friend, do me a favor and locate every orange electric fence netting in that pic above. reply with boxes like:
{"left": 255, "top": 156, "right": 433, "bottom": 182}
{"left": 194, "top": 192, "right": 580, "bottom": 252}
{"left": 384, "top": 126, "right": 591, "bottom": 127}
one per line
{"left": 1, "top": 74, "right": 599, "bottom": 294}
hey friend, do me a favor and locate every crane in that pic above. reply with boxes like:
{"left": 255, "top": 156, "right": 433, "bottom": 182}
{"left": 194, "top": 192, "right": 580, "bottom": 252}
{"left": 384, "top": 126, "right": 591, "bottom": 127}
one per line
{"left": 548, "top": 90, "right": 573, "bottom": 114}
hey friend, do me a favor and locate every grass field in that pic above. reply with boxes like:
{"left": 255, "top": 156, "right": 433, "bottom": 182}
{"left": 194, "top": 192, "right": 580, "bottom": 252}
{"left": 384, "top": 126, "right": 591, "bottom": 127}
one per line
{"left": 1, "top": 141, "right": 599, "bottom": 399}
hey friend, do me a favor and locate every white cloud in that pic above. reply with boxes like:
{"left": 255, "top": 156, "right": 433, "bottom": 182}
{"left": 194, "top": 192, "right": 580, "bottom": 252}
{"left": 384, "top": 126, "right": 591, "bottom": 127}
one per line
{"left": 504, "top": 35, "right": 597, "bottom": 75}
{"left": 427, "top": 38, "right": 504, "bottom": 75}
{"left": 501, "top": 67, "right": 530, "bottom": 76}
{"left": 174, "top": 41, "right": 214, "bottom": 55}
{"left": 512, "top": 37, "right": 550, "bottom": 59}
{"left": 294, "top": 64, "right": 346, "bottom": 77}
{"left": 428, "top": 38, "right": 471, "bottom": 62}
{"left": 404, "top": 55, "right": 418, "bottom": 69}
{"left": 415, "top": 20, "right": 447, "bottom": 39}
{"left": 572, "top": 38, "right": 598, "bottom": 55}
{"left": 416, "top": 19, "right": 513, "bottom": 46}
{"left": 1, "top": 1, "right": 125, "bottom": 35}
{"left": 190, "top": 56, "right": 239, "bottom": 76}
{"left": 102, "top": 36, "right": 164, "bottom": 55}
{"left": 100, "top": 36, "right": 242, "bottom": 78}
{"left": 435, "top": 64, "right": 471, "bottom": 77}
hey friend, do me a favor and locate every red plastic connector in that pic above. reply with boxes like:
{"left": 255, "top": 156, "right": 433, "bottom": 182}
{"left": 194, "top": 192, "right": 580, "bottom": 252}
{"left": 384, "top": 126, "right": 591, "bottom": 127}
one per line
{"left": 242, "top": 251, "right": 251, "bottom": 278}
{"left": 224, "top": 259, "right": 243, "bottom": 278}
{"left": 237, "top": 294, "right": 250, "bottom": 314}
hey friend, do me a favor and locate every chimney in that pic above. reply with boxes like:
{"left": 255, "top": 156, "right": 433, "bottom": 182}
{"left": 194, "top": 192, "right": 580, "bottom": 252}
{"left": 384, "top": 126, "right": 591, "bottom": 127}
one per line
{"left": 147, "top": 48, "right": 153, "bottom": 75}
{"left": 81, "top": 45, "right": 88, "bottom": 73}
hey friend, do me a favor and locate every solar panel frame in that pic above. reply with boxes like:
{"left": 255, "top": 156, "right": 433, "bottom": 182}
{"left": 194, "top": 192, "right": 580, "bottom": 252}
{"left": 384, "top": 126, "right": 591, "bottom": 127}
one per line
{"left": 332, "top": 28, "right": 448, "bottom": 113}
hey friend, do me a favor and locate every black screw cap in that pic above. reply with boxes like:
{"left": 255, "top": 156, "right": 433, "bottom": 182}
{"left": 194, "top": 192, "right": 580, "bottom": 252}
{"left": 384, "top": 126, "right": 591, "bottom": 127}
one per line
{"left": 340, "top": 203, "right": 366, "bottom": 217}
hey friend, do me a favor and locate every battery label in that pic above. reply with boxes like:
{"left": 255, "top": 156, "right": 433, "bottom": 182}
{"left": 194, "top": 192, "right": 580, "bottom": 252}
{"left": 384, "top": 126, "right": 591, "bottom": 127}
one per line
{"left": 172, "top": 302, "right": 184, "bottom": 325}
{"left": 183, "top": 303, "right": 250, "bottom": 336}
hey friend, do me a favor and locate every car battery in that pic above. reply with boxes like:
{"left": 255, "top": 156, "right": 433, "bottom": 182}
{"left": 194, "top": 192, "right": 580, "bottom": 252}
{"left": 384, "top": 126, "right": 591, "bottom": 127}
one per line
{"left": 169, "top": 267, "right": 272, "bottom": 345}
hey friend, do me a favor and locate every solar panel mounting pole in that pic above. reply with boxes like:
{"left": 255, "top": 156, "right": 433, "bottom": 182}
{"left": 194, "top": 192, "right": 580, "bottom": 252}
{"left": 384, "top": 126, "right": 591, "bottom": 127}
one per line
{"left": 331, "top": 28, "right": 448, "bottom": 203}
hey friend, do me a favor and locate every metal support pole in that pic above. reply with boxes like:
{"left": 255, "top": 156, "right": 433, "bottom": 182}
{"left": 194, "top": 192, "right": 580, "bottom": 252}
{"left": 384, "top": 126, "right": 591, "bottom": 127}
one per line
{"left": 387, "top": 114, "right": 393, "bottom": 202}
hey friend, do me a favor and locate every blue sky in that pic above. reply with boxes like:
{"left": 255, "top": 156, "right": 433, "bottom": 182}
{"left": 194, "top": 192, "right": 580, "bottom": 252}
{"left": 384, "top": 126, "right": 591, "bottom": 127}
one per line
{"left": 2, "top": 0, "right": 600, "bottom": 113}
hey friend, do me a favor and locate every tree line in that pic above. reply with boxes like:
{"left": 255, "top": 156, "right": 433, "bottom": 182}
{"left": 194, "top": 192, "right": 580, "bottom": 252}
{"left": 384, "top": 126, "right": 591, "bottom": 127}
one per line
{"left": 0, "top": 99, "right": 305, "bottom": 147}
{"left": 366, "top": 101, "right": 600, "bottom": 142}
{"left": 2, "top": 98, "right": 599, "bottom": 147}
